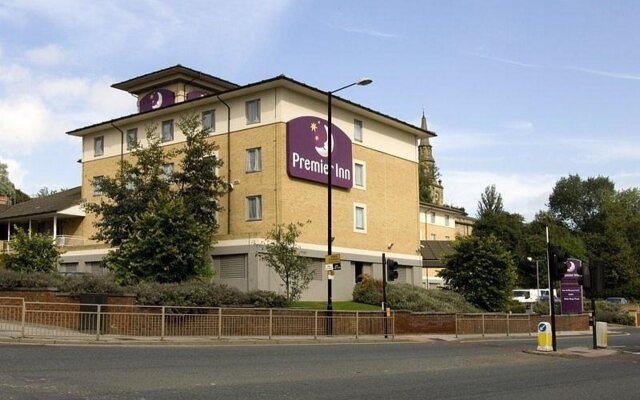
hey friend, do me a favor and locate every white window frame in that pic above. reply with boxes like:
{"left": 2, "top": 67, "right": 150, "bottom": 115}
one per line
{"left": 430, "top": 233, "right": 436, "bottom": 240}
{"left": 161, "top": 120, "right": 174, "bottom": 142}
{"left": 202, "top": 110, "right": 215, "bottom": 134}
{"left": 445, "top": 215, "right": 450, "bottom": 226}
{"left": 353, "top": 159, "right": 366, "bottom": 189}
{"left": 353, "top": 203, "right": 367, "bottom": 233}
{"left": 354, "top": 119, "right": 363, "bottom": 142}
{"left": 246, "top": 147, "right": 262, "bottom": 173}
{"left": 246, "top": 195, "right": 262, "bottom": 221}
{"left": 245, "top": 99, "right": 261, "bottom": 125}
{"left": 430, "top": 212, "right": 436, "bottom": 224}
{"left": 126, "top": 128, "right": 137, "bottom": 150}
{"left": 94, "top": 136, "right": 104, "bottom": 157}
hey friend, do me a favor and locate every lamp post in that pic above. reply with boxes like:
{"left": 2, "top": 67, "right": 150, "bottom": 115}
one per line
{"left": 526, "top": 256, "right": 544, "bottom": 298}
{"left": 326, "top": 78, "right": 372, "bottom": 324}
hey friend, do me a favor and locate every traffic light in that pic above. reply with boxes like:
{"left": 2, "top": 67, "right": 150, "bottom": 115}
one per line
{"left": 548, "top": 245, "right": 569, "bottom": 281}
{"left": 386, "top": 258, "right": 399, "bottom": 281}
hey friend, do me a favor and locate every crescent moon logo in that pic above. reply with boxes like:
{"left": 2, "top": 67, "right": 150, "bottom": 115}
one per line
{"left": 151, "top": 91, "right": 163, "bottom": 109}
{"left": 566, "top": 261, "right": 576, "bottom": 273}
{"left": 315, "top": 123, "right": 334, "bottom": 158}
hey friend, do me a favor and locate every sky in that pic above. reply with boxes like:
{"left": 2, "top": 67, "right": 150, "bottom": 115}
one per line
{"left": 0, "top": 0, "right": 638, "bottom": 220}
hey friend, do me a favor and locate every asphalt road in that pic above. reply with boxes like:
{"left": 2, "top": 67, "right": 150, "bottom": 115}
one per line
{"left": 1, "top": 328, "right": 639, "bottom": 400}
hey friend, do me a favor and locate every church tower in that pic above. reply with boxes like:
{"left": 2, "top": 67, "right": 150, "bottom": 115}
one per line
{"left": 418, "top": 112, "right": 444, "bottom": 205}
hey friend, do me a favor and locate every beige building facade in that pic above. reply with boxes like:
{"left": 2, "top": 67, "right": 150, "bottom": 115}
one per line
{"left": 64, "top": 65, "right": 433, "bottom": 301}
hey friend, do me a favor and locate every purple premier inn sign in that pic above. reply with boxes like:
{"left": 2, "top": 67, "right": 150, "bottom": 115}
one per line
{"left": 560, "top": 258, "right": 584, "bottom": 315}
{"left": 286, "top": 116, "right": 353, "bottom": 189}
{"left": 139, "top": 89, "right": 176, "bottom": 112}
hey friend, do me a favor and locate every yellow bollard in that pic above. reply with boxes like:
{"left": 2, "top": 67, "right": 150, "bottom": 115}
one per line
{"left": 537, "top": 322, "right": 553, "bottom": 352}
{"left": 596, "top": 322, "right": 608, "bottom": 348}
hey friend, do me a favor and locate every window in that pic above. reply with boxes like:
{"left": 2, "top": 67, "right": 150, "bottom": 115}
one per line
{"left": 162, "top": 163, "right": 174, "bottom": 181}
{"left": 246, "top": 99, "right": 261, "bottom": 124}
{"left": 162, "top": 120, "right": 174, "bottom": 142}
{"left": 202, "top": 110, "right": 215, "bottom": 133}
{"left": 246, "top": 148, "right": 262, "bottom": 172}
{"left": 354, "top": 119, "right": 363, "bottom": 142}
{"left": 445, "top": 215, "right": 450, "bottom": 226}
{"left": 430, "top": 212, "right": 436, "bottom": 224}
{"left": 204, "top": 154, "right": 220, "bottom": 177}
{"left": 218, "top": 255, "right": 247, "bottom": 279}
{"left": 246, "top": 195, "right": 262, "bottom": 220}
{"left": 430, "top": 234, "right": 436, "bottom": 240}
{"left": 126, "top": 128, "right": 137, "bottom": 150}
{"left": 93, "top": 176, "right": 104, "bottom": 196}
{"left": 445, "top": 236, "right": 451, "bottom": 240}
{"left": 354, "top": 203, "right": 367, "bottom": 232}
{"left": 94, "top": 136, "right": 104, "bottom": 157}
{"left": 354, "top": 161, "right": 365, "bottom": 189}
{"left": 59, "top": 262, "right": 78, "bottom": 273}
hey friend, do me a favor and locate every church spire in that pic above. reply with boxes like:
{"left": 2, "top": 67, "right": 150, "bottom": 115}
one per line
{"left": 421, "top": 108, "right": 428, "bottom": 131}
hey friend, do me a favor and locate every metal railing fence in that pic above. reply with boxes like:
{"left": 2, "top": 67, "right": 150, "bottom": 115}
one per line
{"left": 0, "top": 299, "right": 394, "bottom": 341}
{"left": 455, "top": 313, "right": 534, "bottom": 337}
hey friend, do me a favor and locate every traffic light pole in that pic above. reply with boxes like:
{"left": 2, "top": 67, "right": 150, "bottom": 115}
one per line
{"left": 382, "top": 253, "right": 388, "bottom": 338}
{"left": 546, "top": 232, "right": 558, "bottom": 352}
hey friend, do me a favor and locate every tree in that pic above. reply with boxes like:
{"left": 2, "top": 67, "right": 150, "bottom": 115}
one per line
{"left": 477, "top": 184, "right": 503, "bottom": 217}
{"left": 258, "top": 222, "right": 313, "bottom": 302}
{"left": 0, "top": 162, "right": 16, "bottom": 199}
{"left": 173, "top": 114, "right": 227, "bottom": 229}
{"left": 103, "top": 194, "right": 211, "bottom": 283}
{"left": 35, "top": 187, "right": 67, "bottom": 198}
{"left": 548, "top": 175, "right": 615, "bottom": 232}
{"left": 4, "top": 228, "right": 60, "bottom": 273}
{"left": 84, "top": 113, "right": 228, "bottom": 284}
{"left": 439, "top": 235, "right": 516, "bottom": 311}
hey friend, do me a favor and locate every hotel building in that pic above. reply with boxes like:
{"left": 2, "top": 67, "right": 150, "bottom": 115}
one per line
{"left": 35, "top": 65, "right": 433, "bottom": 300}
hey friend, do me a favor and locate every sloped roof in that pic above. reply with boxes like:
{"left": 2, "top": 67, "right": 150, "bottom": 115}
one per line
{"left": 0, "top": 187, "right": 81, "bottom": 220}
{"left": 420, "top": 240, "right": 455, "bottom": 268}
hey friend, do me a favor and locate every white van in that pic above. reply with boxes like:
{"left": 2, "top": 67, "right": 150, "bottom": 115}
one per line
{"left": 512, "top": 289, "right": 540, "bottom": 303}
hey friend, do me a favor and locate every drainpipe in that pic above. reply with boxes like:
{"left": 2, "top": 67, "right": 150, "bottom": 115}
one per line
{"left": 216, "top": 95, "right": 231, "bottom": 235}
{"left": 111, "top": 122, "right": 124, "bottom": 169}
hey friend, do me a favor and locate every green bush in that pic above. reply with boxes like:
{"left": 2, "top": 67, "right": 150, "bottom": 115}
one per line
{"left": 0, "top": 270, "right": 63, "bottom": 289}
{"left": 246, "top": 290, "right": 290, "bottom": 308}
{"left": 59, "top": 274, "right": 125, "bottom": 296}
{"left": 353, "top": 276, "right": 480, "bottom": 313}
{"left": 505, "top": 301, "right": 528, "bottom": 314}
{"left": 594, "top": 301, "right": 635, "bottom": 326}
{"left": 0, "top": 271, "right": 288, "bottom": 308}
{"left": 4, "top": 229, "right": 60, "bottom": 273}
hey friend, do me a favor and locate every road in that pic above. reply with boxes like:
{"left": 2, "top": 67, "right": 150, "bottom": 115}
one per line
{"left": 1, "top": 327, "right": 639, "bottom": 400}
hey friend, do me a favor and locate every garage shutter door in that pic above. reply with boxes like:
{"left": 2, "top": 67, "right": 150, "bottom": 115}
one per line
{"left": 397, "top": 267, "right": 408, "bottom": 283}
{"left": 219, "top": 255, "right": 246, "bottom": 279}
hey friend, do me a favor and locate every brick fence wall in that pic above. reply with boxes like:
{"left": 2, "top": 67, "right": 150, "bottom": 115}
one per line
{"left": 1, "top": 289, "right": 591, "bottom": 337}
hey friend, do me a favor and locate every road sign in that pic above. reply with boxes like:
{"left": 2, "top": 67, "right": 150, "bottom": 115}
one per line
{"left": 325, "top": 254, "right": 341, "bottom": 264}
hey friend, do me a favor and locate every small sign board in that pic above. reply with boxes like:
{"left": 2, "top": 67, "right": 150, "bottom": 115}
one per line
{"left": 325, "top": 254, "right": 341, "bottom": 264}
{"left": 327, "top": 270, "right": 335, "bottom": 280}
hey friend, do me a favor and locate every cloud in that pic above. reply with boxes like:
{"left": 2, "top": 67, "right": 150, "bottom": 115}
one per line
{"left": 470, "top": 51, "right": 640, "bottom": 81}
{"left": 338, "top": 26, "right": 400, "bottom": 38}
{"left": 442, "top": 170, "right": 559, "bottom": 221}
{"left": 0, "top": 157, "right": 27, "bottom": 188}
{"left": 501, "top": 120, "right": 534, "bottom": 132}
{"left": 25, "top": 44, "right": 66, "bottom": 66}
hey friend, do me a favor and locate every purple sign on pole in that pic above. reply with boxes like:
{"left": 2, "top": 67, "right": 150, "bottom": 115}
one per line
{"left": 139, "top": 89, "right": 176, "bottom": 112}
{"left": 286, "top": 116, "right": 353, "bottom": 189}
{"left": 560, "top": 258, "right": 583, "bottom": 315}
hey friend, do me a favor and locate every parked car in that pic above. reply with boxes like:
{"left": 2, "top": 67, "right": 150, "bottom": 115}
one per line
{"left": 605, "top": 297, "right": 629, "bottom": 305}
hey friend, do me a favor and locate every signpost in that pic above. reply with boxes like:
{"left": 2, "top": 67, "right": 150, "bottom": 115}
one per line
{"left": 560, "top": 258, "right": 583, "bottom": 315}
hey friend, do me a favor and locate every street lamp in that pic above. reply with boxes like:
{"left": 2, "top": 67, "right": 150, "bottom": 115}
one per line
{"left": 327, "top": 78, "right": 372, "bottom": 319}
{"left": 528, "top": 256, "right": 549, "bottom": 314}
